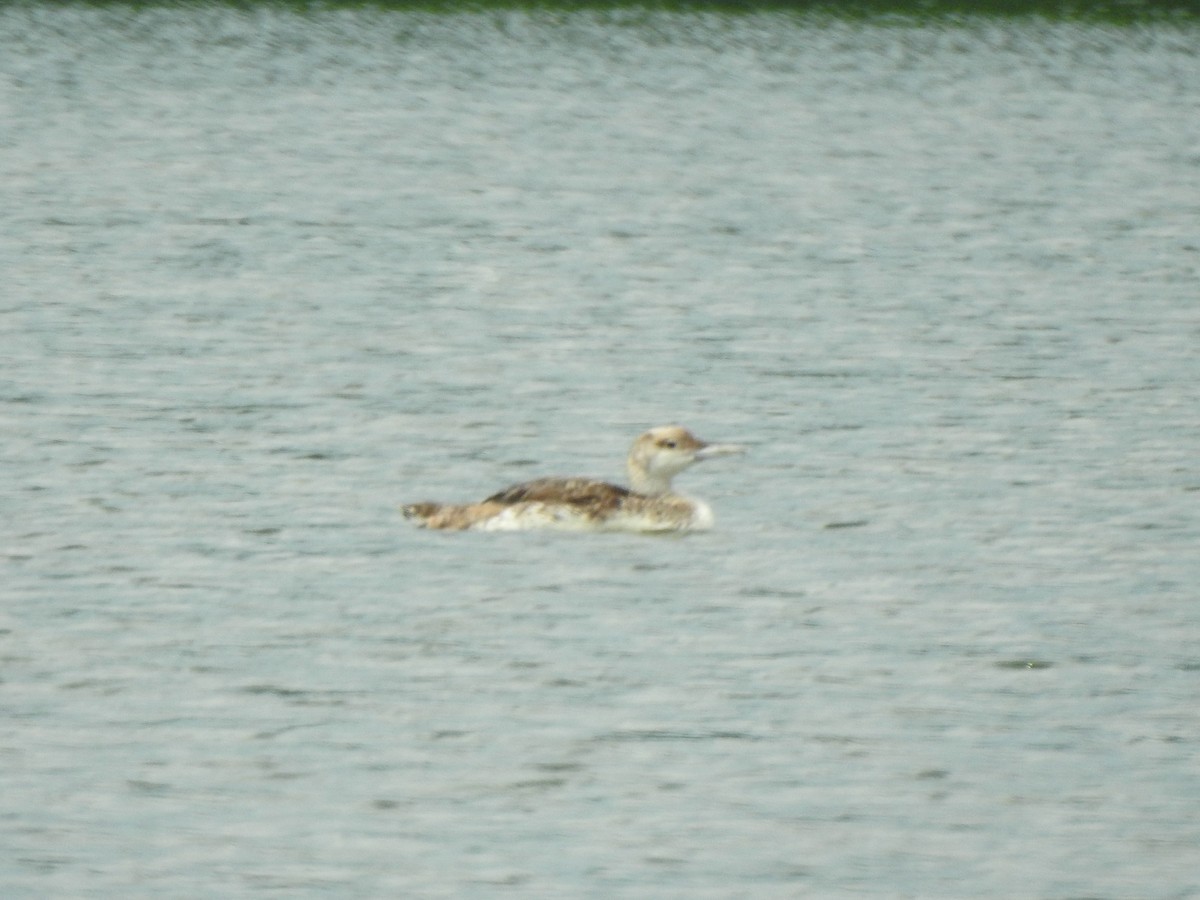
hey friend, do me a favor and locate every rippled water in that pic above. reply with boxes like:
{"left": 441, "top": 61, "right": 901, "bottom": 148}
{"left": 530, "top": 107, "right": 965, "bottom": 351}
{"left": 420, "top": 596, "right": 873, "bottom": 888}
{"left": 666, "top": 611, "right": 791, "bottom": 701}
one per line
{"left": 3, "top": 6, "right": 1199, "bottom": 896}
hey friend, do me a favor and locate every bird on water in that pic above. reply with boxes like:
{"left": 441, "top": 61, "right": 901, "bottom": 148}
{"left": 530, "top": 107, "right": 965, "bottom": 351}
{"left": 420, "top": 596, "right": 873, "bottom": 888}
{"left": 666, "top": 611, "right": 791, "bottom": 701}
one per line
{"left": 402, "top": 425, "right": 745, "bottom": 533}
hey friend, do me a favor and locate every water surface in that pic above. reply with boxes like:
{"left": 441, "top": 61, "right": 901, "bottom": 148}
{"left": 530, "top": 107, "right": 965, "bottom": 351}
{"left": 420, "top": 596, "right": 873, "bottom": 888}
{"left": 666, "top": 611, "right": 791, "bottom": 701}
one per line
{"left": 2, "top": 7, "right": 1199, "bottom": 897}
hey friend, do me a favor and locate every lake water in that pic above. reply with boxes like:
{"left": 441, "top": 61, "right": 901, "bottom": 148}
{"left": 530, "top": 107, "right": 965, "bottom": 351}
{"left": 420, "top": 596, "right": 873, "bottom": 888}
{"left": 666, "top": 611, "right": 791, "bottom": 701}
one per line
{"left": 2, "top": 5, "right": 1199, "bottom": 896}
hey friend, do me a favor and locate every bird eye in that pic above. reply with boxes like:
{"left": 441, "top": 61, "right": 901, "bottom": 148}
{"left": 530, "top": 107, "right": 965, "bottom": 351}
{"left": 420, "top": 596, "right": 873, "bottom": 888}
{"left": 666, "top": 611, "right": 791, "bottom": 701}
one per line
{"left": 661, "top": 440, "right": 677, "bottom": 449}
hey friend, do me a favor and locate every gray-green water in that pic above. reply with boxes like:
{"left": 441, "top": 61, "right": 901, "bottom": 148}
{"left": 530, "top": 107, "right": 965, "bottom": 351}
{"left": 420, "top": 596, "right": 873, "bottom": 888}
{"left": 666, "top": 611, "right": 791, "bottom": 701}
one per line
{"left": 3, "top": 6, "right": 1199, "bottom": 897}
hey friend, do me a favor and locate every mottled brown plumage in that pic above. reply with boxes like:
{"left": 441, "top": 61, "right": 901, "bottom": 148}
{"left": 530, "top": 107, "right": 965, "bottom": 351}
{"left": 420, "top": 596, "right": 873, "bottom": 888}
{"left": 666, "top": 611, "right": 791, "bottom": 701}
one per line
{"left": 484, "top": 477, "right": 633, "bottom": 508}
{"left": 402, "top": 425, "right": 744, "bottom": 533}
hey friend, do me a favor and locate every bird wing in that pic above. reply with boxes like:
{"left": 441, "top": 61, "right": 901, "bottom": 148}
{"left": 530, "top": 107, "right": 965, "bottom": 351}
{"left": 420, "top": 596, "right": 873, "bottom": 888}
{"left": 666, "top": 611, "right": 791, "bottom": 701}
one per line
{"left": 483, "top": 477, "right": 633, "bottom": 509}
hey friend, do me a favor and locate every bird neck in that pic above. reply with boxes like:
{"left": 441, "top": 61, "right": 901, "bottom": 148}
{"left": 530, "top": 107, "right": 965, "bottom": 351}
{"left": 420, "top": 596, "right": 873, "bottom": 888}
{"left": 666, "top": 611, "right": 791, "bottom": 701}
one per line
{"left": 628, "top": 464, "right": 673, "bottom": 496}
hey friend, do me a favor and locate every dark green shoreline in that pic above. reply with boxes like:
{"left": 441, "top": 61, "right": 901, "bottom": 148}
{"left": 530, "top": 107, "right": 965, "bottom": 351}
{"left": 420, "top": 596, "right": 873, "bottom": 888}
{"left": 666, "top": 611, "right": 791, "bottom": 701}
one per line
{"left": 10, "top": 0, "right": 1200, "bottom": 23}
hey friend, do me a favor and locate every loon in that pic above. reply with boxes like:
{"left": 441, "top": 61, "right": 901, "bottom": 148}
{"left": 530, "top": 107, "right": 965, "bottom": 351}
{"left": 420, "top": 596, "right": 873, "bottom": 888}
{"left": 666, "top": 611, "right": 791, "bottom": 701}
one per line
{"left": 402, "top": 425, "right": 744, "bottom": 533}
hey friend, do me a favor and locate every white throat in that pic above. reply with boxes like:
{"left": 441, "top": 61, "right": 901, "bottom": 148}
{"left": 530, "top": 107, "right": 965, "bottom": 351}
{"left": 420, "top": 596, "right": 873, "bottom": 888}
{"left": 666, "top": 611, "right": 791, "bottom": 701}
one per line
{"left": 628, "top": 464, "right": 676, "bottom": 496}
